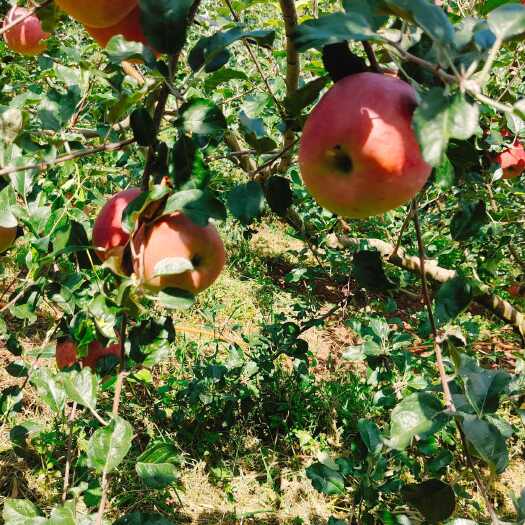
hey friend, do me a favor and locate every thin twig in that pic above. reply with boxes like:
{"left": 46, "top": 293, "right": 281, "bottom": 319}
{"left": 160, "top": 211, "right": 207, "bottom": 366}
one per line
{"left": 223, "top": 0, "right": 286, "bottom": 118}
{"left": 250, "top": 137, "right": 300, "bottom": 178}
{"left": 412, "top": 200, "right": 454, "bottom": 409}
{"left": 62, "top": 402, "right": 78, "bottom": 502}
{"left": 277, "top": 0, "right": 300, "bottom": 173}
{"left": 412, "top": 201, "right": 500, "bottom": 525}
{"left": 363, "top": 42, "right": 380, "bottom": 72}
{"left": 0, "top": 138, "right": 135, "bottom": 178}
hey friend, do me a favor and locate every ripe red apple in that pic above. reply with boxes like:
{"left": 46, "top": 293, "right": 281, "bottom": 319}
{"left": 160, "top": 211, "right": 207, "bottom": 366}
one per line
{"left": 509, "top": 283, "right": 525, "bottom": 298}
{"left": 132, "top": 212, "right": 226, "bottom": 294}
{"left": 56, "top": 339, "right": 122, "bottom": 370}
{"left": 2, "top": 7, "right": 50, "bottom": 56}
{"left": 299, "top": 72, "right": 432, "bottom": 218}
{"left": 0, "top": 225, "right": 17, "bottom": 254}
{"left": 55, "top": 0, "right": 137, "bottom": 28}
{"left": 495, "top": 142, "right": 525, "bottom": 179}
{"left": 84, "top": 7, "right": 153, "bottom": 52}
{"left": 92, "top": 188, "right": 142, "bottom": 262}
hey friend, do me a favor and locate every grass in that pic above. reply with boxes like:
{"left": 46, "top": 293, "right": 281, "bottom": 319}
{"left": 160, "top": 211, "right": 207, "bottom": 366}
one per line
{"left": 1, "top": 217, "right": 524, "bottom": 524}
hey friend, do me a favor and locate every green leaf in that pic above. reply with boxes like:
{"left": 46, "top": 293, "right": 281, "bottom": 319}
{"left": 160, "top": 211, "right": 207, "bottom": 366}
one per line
{"left": 239, "top": 111, "right": 277, "bottom": 154}
{"left": 163, "top": 189, "right": 226, "bottom": 226}
{"left": 139, "top": 0, "right": 193, "bottom": 55}
{"left": 61, "top": 368, "right": 98, "bottom": 411}
{"left": 487, "top": 4, "right": 525, "bottom": 40}
{"left": 189, "top": 26, "right": 275, "bottom": 72}
{"left": 402, "top": 479, "right": 456, "bottom": 523}
{"left": 457, "top": 354, "right": 511, "bottom": 415}
{"left": 0, "top": 108, "right": 23, "bottom": 144}
{"left": 227, "top": 181, "right": 265, "bottom": 225}
{"left": 265, "top": 176, "right": 293, "bottom": 216}
{"left": 387, "top": 392, "right": 449, "bottom": 450}
{"left": 136, "top": 462, "right": 178, "bottom": 489}
{"left": 358, "top": 419, "right": 383, "bottom": 455}
{"left": 450, "top": 200, "right": 489, "bottom": 241}
{"left": 352, "top": 250, "right": 397, "bottom": 292}
{"left": 153, "top": 257, "right": 194, "bottom": 277}
{"left": 87, "top": 415, "right": 134, "bottom": 474}
{"left": 2, "top": 499, "right": 46, "bottom": 525}
{"left": 130, "top": 107, "right": 156, "bottom": 147}
{"left": 105, "top": 35, "right": 154, "bottom": 65}
{"left": 413, "top": 89, "right": 480, "bottom": 167}
{"left": 461, "top": 414, "right": 509, "bottom": 473}
{"left": 342, "top": 0, "right": 389, "bottom": 30}
{"left": 155, "top": 288, "right": 195, "bottom": 310}
{"left": 293, "top": 12, "right": 378, "bottom": 52}
{"left": 0, "top": 186, "right": 17, "bottom": 229}
{"left": 137, "top": 442, "right": 181, "bottom": 464}
{"left": 172, "top": 135, "right": 210, "bottom": 189}
{"left": 30, "top": 368, "right": 66, "bottom": 413}
{"left": 306, "top": 462, "right": 345, "bottom": 495}
{"left": 435, "top": 154, "right": 455, "bottom": 189}
{"left": 434, "top": 276, "right": 475, "bottom": 327}
{"left": 38, "top": 86, "right": 81, "bottom": 131}
{"left": 284, "top": 76, "right": 329, "bottom": 117}
{"left": 48, "top": 502, "right": 76, "bottom": 525}
{"left": 204, "top": 68, "right": 248, "bottom": 91}
{"left": 382, "top": 0, "right": 455, "bottom": 46}
{"left": 121, "top": 185, "right": 168, "bottom": 234}
{"left": 179, "top": 98, "right": 227, "bottom": 138}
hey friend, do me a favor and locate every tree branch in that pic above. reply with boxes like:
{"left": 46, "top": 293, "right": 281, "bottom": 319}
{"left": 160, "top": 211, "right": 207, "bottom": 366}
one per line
{"left": 330, "top": 235, "right": 525, "bottom": 337}
{"left": 277, "top": 0, "right": 300, "bottom": 174}
{"left": 0, "top": 138, "right": 135, "bottom": 178}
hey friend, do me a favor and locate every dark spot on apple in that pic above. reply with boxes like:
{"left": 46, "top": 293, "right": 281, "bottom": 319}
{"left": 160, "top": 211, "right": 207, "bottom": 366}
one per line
{"left": 333, "top": 145, "right": 353, "bottom": 174}
{"left": 191, "top": 255, "right": 202, "bottom": 268}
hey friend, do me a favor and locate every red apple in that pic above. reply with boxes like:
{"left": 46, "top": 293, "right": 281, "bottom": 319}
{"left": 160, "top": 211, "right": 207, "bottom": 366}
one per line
{"left": 56, "top": 339, "right": 122, "bottom": 370}
{"left": 299, "top": 72, "right": 432, "bottom": 218}
{"left": 84, "top": 7, "right": 154, "bottom": 52}
{"left": 2, "top": 7, "right": 50, "bottom": 56}
{"left": 92, "top": 188, "right": 142, "bottom": 262}
{"left": 0, "top": 225, "right": 17, "bottom": 254}
{"left": 132, "top": 212, "right": 226, "bottom": 294}
{"left": 55, "top": 0, "right": 137, "bottom": 28}
{"left": 496, "top": 142, "right": 525, "bottom": 179}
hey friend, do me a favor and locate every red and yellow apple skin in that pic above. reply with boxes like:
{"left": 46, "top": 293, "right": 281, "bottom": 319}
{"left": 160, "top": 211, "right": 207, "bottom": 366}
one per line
{"left": 92, "top": 188, "right": 142, "bottom": 262}
{"left": 132, "top": 212, "right": 226, "bottom": 295}
{"left": 56, "top": 340, "right": 122, "bottom": 370}
{"left": 0, "top": 226, "right": 17, "bottom": 254}
{"left": 84, "top": 7, "right": 152, "bottom": 51}
{"left": 496, "top": 142, "right": 525, "bottom": 179}
{"left": 55, "top": 0, "right": 137, "bottom": 28}
{"left": 2, "top": 7, "right": 50, "bottom": 56}
{"left": 299, "top": 72, "right": 432, "bottom": 219}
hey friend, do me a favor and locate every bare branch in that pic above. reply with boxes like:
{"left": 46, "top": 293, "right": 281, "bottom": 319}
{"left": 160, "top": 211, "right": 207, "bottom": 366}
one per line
{"left": 0, "top": 138, "right": 135, "bottom": 178}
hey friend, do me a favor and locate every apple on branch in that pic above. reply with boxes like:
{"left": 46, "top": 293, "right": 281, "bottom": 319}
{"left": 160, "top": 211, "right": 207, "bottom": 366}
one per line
{"left": 2, "top": 7, "right": 50, "bottom": 56}
{"left": 299, "top": 72, "right": 432, "bottom": 219}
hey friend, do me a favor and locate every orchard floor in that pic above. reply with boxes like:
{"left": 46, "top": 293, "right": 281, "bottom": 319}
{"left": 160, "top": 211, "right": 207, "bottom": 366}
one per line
{"left": 0, "top": 220, "right": 524, "bottom": 524}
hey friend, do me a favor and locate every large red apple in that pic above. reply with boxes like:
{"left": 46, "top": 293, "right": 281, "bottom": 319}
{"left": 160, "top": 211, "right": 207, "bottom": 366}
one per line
{"left": 85, "top": 7, "right": 153, "bottom": 52}
{"left": 495, "top": 142, "right": 525, "bottom": 179}
{"left": 92, "top": 188, "right": 142, "bottom": 262}
{"left": 55, "top": 0, "right": 137, "bottom": 28}
{"left": 56, "top": 339, "right": 122, "bottom": 370}
{"left": 2, "top": 7, "right": 50, "bottom": 56}
{"left": 0, "top": 225, "right": 17, "bottom": 254}
{"left": 132, "top": 212, "right": 226, "bottom": 294}
{"left": 299, "top": 72, "right": 432, "bottom": 218}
